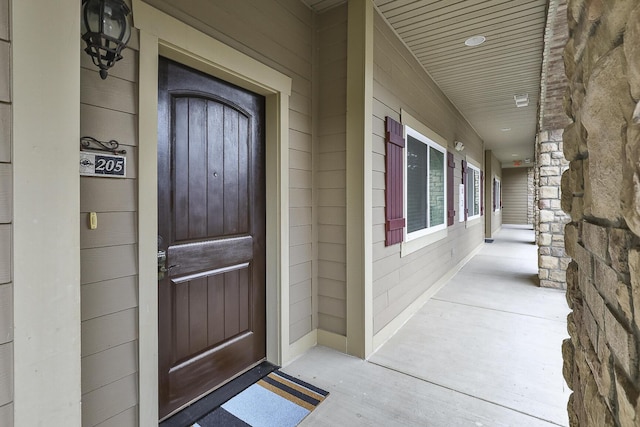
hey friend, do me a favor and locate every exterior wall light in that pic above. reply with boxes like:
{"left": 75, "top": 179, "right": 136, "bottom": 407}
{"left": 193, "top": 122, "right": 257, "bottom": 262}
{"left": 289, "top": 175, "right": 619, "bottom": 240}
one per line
{"left": 81, "top": 0, "right": 132, "bottom": 80}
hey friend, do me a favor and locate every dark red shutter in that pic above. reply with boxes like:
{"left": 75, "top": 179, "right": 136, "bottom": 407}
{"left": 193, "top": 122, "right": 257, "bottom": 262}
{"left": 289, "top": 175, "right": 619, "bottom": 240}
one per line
{"left": 493, "top": 178, "right": 496, "bottom": 211}
{"left": 385, "top": 117, "right": 406, "bottom": 246}
{"left": 461, "top": 160, "right": 468, "bottom": 221}
{"left": 447, "top": 152, "right": 455, "bottom": 226}
{"left": 480, "top": 171, "right": 484, "bottom": 215}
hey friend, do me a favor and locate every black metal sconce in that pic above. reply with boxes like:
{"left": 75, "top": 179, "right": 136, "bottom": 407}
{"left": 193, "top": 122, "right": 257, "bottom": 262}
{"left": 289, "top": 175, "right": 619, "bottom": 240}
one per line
{"left": 81, "top": 0, "right": 132, "bottom": 80}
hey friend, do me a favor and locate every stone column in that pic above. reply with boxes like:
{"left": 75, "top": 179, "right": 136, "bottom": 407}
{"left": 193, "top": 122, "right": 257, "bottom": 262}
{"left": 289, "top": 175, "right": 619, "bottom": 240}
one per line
{"left": 536, "top": 129, "right": 571, "bottom": 288}
{"left": 527, "top": 167, "right": 534, "bottom": 225}
{"left": 561, "top": 1, "right": 640, "bottom": 426}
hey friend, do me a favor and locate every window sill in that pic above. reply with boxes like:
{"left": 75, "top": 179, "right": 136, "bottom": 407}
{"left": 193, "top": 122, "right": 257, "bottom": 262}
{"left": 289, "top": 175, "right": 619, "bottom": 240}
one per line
{"left": 401, "top": 228, "right": 447, "bottom": 257}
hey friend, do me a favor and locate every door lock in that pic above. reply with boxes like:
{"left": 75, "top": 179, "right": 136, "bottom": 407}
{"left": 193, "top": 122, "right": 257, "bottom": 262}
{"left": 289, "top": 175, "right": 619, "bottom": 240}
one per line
{"left": 158, "top": 250, "right": 166, "bottom": 280}
{"left": 157, "top": 250, "right": 179, "bottom": 280}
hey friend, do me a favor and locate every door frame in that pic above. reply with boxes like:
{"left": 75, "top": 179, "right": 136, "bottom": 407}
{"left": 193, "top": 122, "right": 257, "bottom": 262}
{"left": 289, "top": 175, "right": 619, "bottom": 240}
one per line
{"left": 133, "top": 2, "right": 292, "bottom": 425}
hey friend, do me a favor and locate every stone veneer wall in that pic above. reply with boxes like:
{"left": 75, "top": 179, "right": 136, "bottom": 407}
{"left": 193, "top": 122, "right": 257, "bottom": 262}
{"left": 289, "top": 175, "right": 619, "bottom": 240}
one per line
{"left": 537, "top": 130, "right": 571, "bottom": 289}
{"left": 528, "top": 167, "right": 535, "bottom": 225}
{"left": 562, "top": 1, "right": 640, "bottom": 425}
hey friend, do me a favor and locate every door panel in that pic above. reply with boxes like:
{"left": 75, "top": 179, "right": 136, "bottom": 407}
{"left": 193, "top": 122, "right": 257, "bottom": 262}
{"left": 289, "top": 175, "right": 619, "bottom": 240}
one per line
{"left": 158, "top": 57, "right": 266, "bottom": 419}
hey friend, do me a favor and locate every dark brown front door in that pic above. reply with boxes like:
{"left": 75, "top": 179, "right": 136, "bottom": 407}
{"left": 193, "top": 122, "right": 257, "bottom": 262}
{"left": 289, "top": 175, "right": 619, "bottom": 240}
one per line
{"left": 157, "top": 57, "right": 266, "bottom": 419}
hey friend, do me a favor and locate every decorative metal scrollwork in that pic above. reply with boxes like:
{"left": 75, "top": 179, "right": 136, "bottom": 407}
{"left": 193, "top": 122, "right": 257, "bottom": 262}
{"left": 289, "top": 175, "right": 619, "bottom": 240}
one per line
{"left": 80, "top": 136, "right": 127, "bottom": 155}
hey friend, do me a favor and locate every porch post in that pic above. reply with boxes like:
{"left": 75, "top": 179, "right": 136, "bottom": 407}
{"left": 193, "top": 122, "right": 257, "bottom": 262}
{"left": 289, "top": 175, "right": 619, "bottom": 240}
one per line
{"left": 13, "top": 0, "right": 82, "bottom": 425}
{"left": 346, "top": 0, "right": 374, "bottom": 358}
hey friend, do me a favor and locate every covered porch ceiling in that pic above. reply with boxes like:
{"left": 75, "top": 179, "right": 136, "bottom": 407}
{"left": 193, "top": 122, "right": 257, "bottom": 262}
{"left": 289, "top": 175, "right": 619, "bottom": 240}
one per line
{"left": 304, "top": 0, "right": 568, "bottom": 167}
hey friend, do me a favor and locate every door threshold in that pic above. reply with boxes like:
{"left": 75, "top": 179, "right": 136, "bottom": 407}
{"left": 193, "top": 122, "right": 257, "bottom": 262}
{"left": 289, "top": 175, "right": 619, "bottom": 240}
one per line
{"left": 160, "top": 360, "right": 279, "bottom": 427}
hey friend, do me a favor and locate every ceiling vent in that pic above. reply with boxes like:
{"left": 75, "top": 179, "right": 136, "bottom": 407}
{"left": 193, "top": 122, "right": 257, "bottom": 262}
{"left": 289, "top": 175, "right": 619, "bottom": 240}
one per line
{"left": 514, "top": 93, "right": 529, "bottom": 108}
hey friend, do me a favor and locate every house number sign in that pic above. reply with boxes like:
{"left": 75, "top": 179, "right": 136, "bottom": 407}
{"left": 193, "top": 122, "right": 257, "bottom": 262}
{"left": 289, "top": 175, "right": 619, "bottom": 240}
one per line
{"left": 80, "top": 151, "right": 127, "bottom": 178}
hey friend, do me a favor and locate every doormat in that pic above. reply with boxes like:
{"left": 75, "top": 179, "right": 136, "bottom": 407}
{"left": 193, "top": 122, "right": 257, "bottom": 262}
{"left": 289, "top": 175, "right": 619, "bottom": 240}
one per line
{"left": 193, "top": 371, "right": 329, "bottom": 427}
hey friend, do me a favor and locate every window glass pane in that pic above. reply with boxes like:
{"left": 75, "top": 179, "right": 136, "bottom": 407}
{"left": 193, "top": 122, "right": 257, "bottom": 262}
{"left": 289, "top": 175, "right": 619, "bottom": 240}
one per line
{"left": 474, "top": 170, "right": 480, "bottom": 215}
{"left": 429, "top": 147, "right": 445, "bottom": 226}
{"left": 466, "top": 168, "right": 474, "bottom": 216}
{"left": 407, "top": 136, "right": 427, "bottom": 233}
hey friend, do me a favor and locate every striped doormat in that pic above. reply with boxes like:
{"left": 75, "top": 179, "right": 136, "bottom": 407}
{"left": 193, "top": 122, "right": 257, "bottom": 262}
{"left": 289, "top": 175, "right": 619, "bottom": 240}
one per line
{"left": 193, "top": 371, "right": 329, "bottom": 427}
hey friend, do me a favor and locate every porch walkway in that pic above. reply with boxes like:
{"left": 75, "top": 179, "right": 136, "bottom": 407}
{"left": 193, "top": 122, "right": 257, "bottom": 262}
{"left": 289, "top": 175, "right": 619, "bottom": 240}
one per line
{"left": 283, "top": 225, "right": 571, "bottom": 427}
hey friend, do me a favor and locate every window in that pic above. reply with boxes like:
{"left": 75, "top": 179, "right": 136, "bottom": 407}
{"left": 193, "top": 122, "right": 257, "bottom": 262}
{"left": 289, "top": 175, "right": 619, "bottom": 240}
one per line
{"left": 466, "top": 163, "right": 481, "bottom": 219}
{"left": 405, "top": 126, "right": 447, "bottom": 240}
{"left": 494, "top": 177, "right": 502, "bottom": 212}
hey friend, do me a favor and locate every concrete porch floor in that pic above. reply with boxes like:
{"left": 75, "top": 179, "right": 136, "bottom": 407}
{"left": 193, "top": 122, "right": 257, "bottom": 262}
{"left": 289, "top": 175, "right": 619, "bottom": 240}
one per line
{"left": 283, "top": 225, "right": 571, "bottom": 427}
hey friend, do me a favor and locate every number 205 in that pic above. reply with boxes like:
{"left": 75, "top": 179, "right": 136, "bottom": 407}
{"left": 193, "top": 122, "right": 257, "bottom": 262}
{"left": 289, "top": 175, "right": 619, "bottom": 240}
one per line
{"left": 95, "top": 156, "right": 125, "bottom": 175}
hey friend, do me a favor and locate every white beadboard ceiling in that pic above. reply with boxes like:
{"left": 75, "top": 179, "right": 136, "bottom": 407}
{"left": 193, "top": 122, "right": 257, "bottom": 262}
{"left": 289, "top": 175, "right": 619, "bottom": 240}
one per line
{"left": 303, "top": 0, "right": 550, "bottom": 165}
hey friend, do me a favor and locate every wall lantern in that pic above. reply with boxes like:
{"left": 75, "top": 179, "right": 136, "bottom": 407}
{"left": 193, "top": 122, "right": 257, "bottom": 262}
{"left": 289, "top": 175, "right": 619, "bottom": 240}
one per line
{"left": 81, "top": 0, "right": 132, "bottom": 80}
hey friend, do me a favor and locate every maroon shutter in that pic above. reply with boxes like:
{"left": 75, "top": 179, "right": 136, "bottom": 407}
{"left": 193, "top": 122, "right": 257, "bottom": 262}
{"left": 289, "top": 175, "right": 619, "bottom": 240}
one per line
{"left": 461, "top": 160, "right": 468, "bottom": 221}
{"left": 493, "top": 178, "right": 496, "bottom": 211}
{"left": 480, "top": 171, "right": 484, "bottom": 215}
{"left": 447, "top": 152, "right": 455, "bottom": 226}
{"left": 385, "top": 117, "right": 406, "bottom": 246}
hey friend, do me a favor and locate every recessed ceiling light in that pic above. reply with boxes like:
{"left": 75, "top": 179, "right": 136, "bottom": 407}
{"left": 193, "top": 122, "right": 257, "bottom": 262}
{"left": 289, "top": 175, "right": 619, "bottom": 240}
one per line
{"left": 512, "top": 154, "right": 518, "bottom": 157}
{"left": 500, "top": 128, "right": 511, "bottom": 132}
{"left": 464, "top": 35, "right": 486, "bottom": 47}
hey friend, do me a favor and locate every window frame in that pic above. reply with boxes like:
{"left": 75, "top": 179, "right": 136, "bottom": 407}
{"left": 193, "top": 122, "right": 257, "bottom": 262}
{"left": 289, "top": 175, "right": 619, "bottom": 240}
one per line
{"left": 466, "top": 162, "right": 481, "bottom": 220}
{"left": 403, "top": 125, "right": 448, "bottom": 242}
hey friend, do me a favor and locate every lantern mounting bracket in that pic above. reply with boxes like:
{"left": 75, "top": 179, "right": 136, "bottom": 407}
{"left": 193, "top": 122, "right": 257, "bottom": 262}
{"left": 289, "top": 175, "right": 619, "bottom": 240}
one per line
{"left": 80, "top": 136, "right": 127, "bottom": 155}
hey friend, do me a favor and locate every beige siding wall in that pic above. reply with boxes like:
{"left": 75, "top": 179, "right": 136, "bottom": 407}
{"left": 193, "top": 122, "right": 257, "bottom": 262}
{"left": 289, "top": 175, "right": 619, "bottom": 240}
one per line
{"left": 80, "top": 9, "right": 140, "bottom": 425}
{"left": 315, "top": 5, "right": 347, "bottom": 337}
{"left": 371, "top": 11, "right": 484, "bottom": 334}
{"left": 0, "top": 0, "right": 11, "bottom": 424}
{"left": 501, "top": 167, "right": 529, "bottom": 225}
{"left": 484, "top": 151, "right": 503, "bottom": 238}
{"left": 79, "top": 2, "right": 316, "bottom": 421}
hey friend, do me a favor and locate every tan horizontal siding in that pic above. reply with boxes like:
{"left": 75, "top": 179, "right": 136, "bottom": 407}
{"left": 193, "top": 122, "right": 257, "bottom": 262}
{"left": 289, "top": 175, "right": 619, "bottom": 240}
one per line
{"left": 81, "top": 69, "right": 137, "bottom": 115}
{"left": 81, "top": 308, "right": 138, "bottom": 358}
{"left": 371, "top": 10, "right": 484, "bottom": 334}
{"left": 0, "top": 3, "right": 10, "bottom": 422}
{"left": 81, "top": 245, "right": 138, "bottom": 286}
{"left": 81, "top": 373, "right": 138, "bottom": 427}
{"left": 0, "top": 41, "right": 8, "bottom": 103}
{"left": 0, "top": 0, "right": 7, "bottom": 41}
{"left": 80, "top": 178, "right": 136, "bottom": 213}
{"left": 95, "top": 406, "right": 137, "bottom": 427}
{"left": 290, "top": 243, "right": 313, "bottom": 266}
{"left": 0, "top": 103, "right": 9, "bottom": 163}
{"left": 0, "top": 402, "right": 12, "bottom": 426}
{"left": 80, "top": 212, "right": 137, "bottom": 249}
{"left": 81, "top": 41, "right": 138, "bottom": 426}
{"left": 315, "top": 3, "right": 348, "bottom": 337}
{"left": 0, "top": 225, "right": 9, "bottom": 285}
{"left": 291, "top": 279, "right": 312, "bottom": 304}
{"left": 486, "top": 152, "right": 503, "bottom": 237}
{"left": 502, "top": 167, "right": 529, "bottom": 224}
{"left": 0, "top": 283, "right": 11, "bottom": 345}
{"left": 82, "top": 341, "right": 138, "bottom": 394}
{"left": 0, "top": 163, "right": 8, "bottom": 218}
{"left": 81, "top": 104, "right": 136, "bottom": 148}
{"left": 0, "top": 342, "right": 11, "bottom": 406}
{"left": 81, "top": 276, "right": 138, "bottom": 322}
